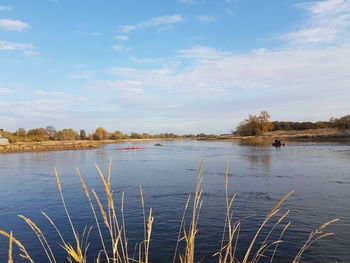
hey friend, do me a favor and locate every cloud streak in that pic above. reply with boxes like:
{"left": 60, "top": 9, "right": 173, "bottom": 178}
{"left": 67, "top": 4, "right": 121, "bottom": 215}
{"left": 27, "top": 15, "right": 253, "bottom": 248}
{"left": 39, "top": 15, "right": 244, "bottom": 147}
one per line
{"left": 196, "top": 15, "right": 215, "bottom": 22}
{"left": 119, "top": 14, "right": 184, "bottom": 33}
{"left": 0, "top": 5, "right": 12, "bottom": 11}
{"left": 94, "top": 0, "right": 350, "bottom": 132}
{"left": 113, "top": 45, "right": 132, "bottom": 52}
{"left": 283, "top": 0, "right": 350, "bottom": 45}
{"left": 33, "top": 90, "right": 66, "bottom": 96}
{"left": 0, "top": 19, "right": 29, "bottom": 31}
{"left": 0, "top": 88, "right": 15, "bottom": 94}
{"left": 114, "top": 35, "right": 129, "bottom": 41}
{"left": 0, "top": 40, "right": 32, "bottom": 50}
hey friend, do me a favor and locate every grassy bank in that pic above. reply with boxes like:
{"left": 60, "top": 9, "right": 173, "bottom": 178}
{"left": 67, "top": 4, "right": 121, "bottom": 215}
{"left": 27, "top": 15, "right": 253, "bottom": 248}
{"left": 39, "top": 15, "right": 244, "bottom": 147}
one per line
{"left": 0, "top": 162, "right": 338, "bottom": 263}
{"left": 0, "top": 138, "right": 178, "bottom": 154}
{"left": 0, "top": 140, "right": 100, "bottom": 153}
{"left": 200, "top": 128, "right": 350, "bottom": 142}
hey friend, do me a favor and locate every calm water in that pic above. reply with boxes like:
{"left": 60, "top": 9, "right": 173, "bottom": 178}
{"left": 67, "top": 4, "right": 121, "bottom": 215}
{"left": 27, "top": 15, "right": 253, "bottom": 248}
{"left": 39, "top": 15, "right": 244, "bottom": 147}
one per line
{"left": 0, "top": 140, "right": 349, "bottom": 262}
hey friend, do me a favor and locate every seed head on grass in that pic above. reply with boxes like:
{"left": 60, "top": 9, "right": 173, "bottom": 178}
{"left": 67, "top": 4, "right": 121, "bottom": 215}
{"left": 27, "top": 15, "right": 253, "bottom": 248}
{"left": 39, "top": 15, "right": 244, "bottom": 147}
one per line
{"left": 0, "top": 161, "right": 340, "bottom": 263}
{"left": 0, "top": 230, "right": 35, "bottom": 263}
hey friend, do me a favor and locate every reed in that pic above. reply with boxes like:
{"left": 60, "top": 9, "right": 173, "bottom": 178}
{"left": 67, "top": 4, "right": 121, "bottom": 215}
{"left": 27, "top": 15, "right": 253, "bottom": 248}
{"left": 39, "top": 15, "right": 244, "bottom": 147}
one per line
{"left": 0, "top": 161, "right": 338, "bottom": 263}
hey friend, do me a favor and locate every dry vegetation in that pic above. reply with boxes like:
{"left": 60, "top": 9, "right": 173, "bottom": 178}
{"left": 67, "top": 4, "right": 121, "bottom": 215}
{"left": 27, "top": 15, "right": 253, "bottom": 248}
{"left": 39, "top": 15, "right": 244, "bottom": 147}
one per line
{"left": 0, "top": 140, "right": 100, "bottom": 153}
{"left": 0, "top": 161, "right": 338, "bottom": 263}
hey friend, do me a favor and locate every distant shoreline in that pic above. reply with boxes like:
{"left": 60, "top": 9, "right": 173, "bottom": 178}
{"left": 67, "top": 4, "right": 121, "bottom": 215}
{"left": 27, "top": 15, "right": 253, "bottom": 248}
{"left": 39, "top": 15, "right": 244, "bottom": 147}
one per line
{"left": 200, "top": 130, "right": 350, "bottom": 142}
{"left": 0, "top": 138, "right": 173, "bottom": 154}
{"left": 1, "top": 131, "right": 349, "bottom": 154}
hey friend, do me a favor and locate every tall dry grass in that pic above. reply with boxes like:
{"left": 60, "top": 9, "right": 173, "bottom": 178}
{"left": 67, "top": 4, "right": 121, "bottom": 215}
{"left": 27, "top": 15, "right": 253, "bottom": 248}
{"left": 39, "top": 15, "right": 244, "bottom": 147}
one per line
{"left": 0, "top": 161, "right": 338, "bottom": 263}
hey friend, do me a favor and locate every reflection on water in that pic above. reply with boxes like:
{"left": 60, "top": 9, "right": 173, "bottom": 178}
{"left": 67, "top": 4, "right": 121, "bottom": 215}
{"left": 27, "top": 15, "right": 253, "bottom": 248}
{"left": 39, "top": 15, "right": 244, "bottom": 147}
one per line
{"left": 0, "top": 140, "right": 350, "bottom": 262}
{"left": 243, "top": 147, "right": 272, "bottom": 169}
{"left": 238, "top": 139, "right": 273, "bottom": 147}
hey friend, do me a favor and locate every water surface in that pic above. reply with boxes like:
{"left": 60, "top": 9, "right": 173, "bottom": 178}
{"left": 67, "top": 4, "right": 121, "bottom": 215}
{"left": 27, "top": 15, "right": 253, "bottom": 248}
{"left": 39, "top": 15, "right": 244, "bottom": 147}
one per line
{"left": 0, "top": 140, "right": 349, "bottom": 262}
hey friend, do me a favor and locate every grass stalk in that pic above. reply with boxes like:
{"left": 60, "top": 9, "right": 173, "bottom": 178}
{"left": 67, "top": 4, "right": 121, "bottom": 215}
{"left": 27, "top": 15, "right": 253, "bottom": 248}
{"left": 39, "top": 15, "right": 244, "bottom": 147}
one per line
{"left": 0, "top": 162, "right": 339, "bottom": 263}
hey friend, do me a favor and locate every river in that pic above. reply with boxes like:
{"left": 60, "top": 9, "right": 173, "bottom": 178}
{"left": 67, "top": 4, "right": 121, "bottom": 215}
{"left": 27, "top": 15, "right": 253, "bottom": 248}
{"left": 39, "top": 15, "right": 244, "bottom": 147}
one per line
{"left": 0, "top": 140, "right": 349, "bottom": 262}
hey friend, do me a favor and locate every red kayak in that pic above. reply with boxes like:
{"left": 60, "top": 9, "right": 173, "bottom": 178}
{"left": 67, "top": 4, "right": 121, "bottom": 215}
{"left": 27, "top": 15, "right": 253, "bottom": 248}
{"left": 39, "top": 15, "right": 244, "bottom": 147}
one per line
{"left": 272, "top": 143, "right": 285, "bottom": 147}
{"left": 115, "top": 147, "right": 148, "bottom": 150}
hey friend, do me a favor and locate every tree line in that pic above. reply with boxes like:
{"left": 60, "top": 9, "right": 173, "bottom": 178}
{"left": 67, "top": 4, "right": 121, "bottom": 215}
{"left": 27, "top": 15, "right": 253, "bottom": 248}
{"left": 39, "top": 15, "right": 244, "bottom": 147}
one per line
{"left": 234, "top": 111, "right": 350, "bottom": 136}
{"left": 0, "top": 126, "right": 185, "bottom": 143}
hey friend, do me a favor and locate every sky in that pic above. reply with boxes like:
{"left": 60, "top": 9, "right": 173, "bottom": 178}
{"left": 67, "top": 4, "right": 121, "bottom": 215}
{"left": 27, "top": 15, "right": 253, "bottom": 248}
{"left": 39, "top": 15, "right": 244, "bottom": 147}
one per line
{"left": 1, "top": 0, "right": 350, "bottom": 134}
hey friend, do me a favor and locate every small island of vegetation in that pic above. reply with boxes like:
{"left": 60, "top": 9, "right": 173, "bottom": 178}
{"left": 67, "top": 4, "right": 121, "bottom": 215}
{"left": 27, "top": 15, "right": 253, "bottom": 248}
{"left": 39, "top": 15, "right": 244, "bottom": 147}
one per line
{"left": 231, "top": 111, "right": 350, "bottom": 142}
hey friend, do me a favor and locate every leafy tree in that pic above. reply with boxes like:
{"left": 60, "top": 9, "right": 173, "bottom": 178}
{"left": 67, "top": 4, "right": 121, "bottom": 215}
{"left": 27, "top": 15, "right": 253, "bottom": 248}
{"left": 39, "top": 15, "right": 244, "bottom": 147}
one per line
{"left": 235, "top": 111, "right": 273, "bottom": 136}
{"left": 27, "top": 128, "right": 47, "bottom": 136}
{"left": 56, "top": 129, "right": 79, "bottom": 141}
{"left": 46, "top": 126, "right": 57, "bottom": 136}
{"left": 235, "top": 115, "right": 259, "bottom": 136}
{"left": 130, "top": 132, "right": 142, "bottom": 139}
{"left": 110, "top": 130, "right": 124, "bottom": 140}
{"left": 142, "top": 133, "right": 151, "bottom": 138}
{"left": 80, "top": 129, "right": 87, "bottom": 140}
{"left": 258, "top": 111, "right": 273, "bottom": 134}
{"left": 93, "top": 127, "right": 109, "bottom": 140}
{"left": 27, "top": 128, "right": 48, "bottom": 141}
{"left": 16, "top": 128, "right": 27, "bottom": 138}
{"left": 331, "top": 115, "right": 350, "bottom": 131}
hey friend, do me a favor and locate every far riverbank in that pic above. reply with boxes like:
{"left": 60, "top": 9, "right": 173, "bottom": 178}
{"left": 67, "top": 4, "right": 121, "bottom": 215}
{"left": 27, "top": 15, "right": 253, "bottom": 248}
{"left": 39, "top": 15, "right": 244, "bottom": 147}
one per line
{"left": 200, "top": 128, "right": 350, "bottom": 143}
{"left": 2, "top": 128, "right": 350, "bottom": 154}
{"left": 0, "top": 138, "right": 173, "bottom": 154}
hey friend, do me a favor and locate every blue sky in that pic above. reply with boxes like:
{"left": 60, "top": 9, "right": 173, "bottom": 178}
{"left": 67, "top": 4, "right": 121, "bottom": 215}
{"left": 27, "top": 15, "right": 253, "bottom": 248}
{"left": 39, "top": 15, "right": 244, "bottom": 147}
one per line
{"left": 1, "top": 0, "right": 350, "bottom": 134}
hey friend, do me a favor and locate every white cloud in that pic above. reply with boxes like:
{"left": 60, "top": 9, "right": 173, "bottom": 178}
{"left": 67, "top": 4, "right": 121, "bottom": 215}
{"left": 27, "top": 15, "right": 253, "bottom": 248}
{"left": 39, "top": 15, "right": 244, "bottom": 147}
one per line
{"left": 0, "top": 40, "right": 32, "bottom": 50}
{"left": 33, "top": 90, "right": 48, "bottom": 95}
{"left": 0, "top": 88, "right": 14, "bottom": 94}
{"left": 33, "top": 90, "right": 66, "bottom": 96}
{"left": 119, "top": 14, "right": 184, "bottom": 33}
{"left": 107, "top": 66, "right": 176, "bottom": 79}
{"left": 76, "top": 96, "right": 88, "bottom": 101}
{"left": 130, "top": 56, "right": 166, "bottom": 64}
{"left": 23, "top": 50, "right": 39, "bottom": 56}
{"left": 74, "top": 64, "right": 89, "bottom": 68}
{"left": 283, "top": 0, "right": 350, "bottom": 45}
{"left": 113, "top": 45, "right": 132, "bottom": 52}
{"left": 51, "top": 91, "right": 65, "bottom": 97}
{"left": 178, "top": 46, "right": 230, "bottom": 59}
{"left": 196, "top": 15, "right": 215, "bottom": 22}
{"left": 0, "top": 5, "right": 12, "bottom": 11}
{"left": 67, "top": 74, "right": 89, "bottom": 79}
{"left": 97, "top": 41, "right": 350, "bottom": 131}
{"left": 114, "top": 35, "right": 129, "bottom": 41}
{"left": 4, "top": 0, "right": 350, "bottom": 133}
{"left": 91, "top": 80, "right": 143, "bottom": 93}
{"left": 0, "top": 100, "right": 72, "bottom": 120}
{"left": 77, "top": 31, "right": 102, "bottom": 36}
{"left": 306, "top": 0, "right": 350, "bottom": 15}
{"left": 0, "top": 19, "right": 29, "bottom": 31}
{"left": 283, "top": 27, "right": 337, "bottom": 45}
